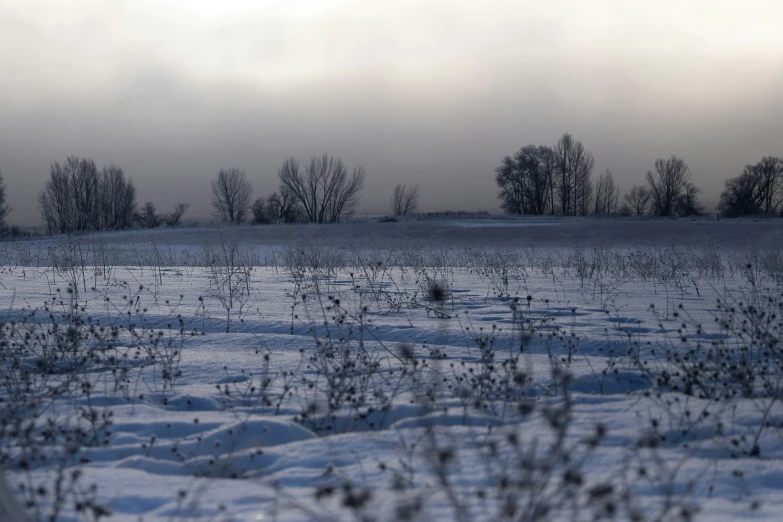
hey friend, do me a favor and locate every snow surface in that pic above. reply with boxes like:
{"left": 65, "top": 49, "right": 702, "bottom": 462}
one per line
{"left": 1, "top": 218, "right": 782, "bottom": 521}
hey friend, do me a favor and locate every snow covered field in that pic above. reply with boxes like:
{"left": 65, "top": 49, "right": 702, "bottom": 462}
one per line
{"left": 2, "top": 218, "right": 783, "bottom": 521}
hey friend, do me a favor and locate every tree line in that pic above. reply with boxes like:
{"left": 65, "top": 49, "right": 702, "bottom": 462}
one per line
{"left": 0, "top": 143, "right": 781, "bottom": 236}
{"left": 718, "top": 156, "right": 783, "bottom": 217}
{"left": 212, "top": 157, "right": 419, "bottom": 226}
{"left": 495, "top": 133, "right": 594, "bottom": 216}
{"left": 496, "top": 132, "right": 782, "bottom": 218}
{"left": 19, "top": 154, "right": 373, "bottom": 234}
{"left": 212, "top": 154, "right": 368, "bottom": 225}
{"left": 35, "top": 157, "right": 189, "bottom": 234}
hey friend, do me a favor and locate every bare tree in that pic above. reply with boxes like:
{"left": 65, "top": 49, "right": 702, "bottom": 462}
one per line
{"left": 165, "top": 202, "right": 190, "bottom": 226}
{"left": 754, "top": 156, "right": 783, "bottom": 215}
{"left": 495, "top": 145, "right": 555, "bottom": 215}
{"left": 251, "top": 197, "right": 269, "bottom": 224}
{"left": 278, "top": 155, "right": 365, "bottom": 224}
{"left": 717, "top": 156, "right": 783, "bottom": 217}
{"left": 97, "top": 165, "right": 136, "bottom": 231}
{"left": 623, "top": 185, "right": 651, "bottom": 216}
{"left": 593, "top": 169, "right": 619, "bottom": 215}
{"left": 719, "top": 167, "right": 763, "bottom": 217}
{"left": 674, "top": 182, "right": 703, "bottom": 217}
{"left": 251, "top": 189, "right": 301, "bottom": 225}
{"left": 0, "top": 169, "right": 10, "bottom": 229}
{"left": 553, "top": 133, "right": 594, "bottom": 216}
{"left": 39, "top": 157, "right": 99, "bottom": 233}
{"left": 645, "top": 155, "right": 691, "bottom": 217}
{"left": 391, "top": 184, "right": 420, "bottom": 215}
{"left": 136, "top": 201, "right": 160, "bottom": 228}
{"left": 267, "top": 188, "right": 301, "bottom": 223}
{"left": 211, "top": 168, "right": 252, "bottom": 225}
{"left": 575, "top": 156, "right": 594, "bottom": 216}
{"left": 495, "top": 154, "right": 525, "bottom": 214}
{"left": 39, "top": 156, "right": 136, "bottom": 234}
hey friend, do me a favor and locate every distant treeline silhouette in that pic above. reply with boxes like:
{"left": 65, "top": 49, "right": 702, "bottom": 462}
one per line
{"left": 496, "top": 131, "right": 782, "bottom": 218}
{"left": 213, "top": 155, "right": 366, "bottom": 225}
{"left": 37, "top": 157, "right": 188, "bottom": 234}
{"left": 0, "top": 143, "right": 781, "bottom": 235}
{"left": 496, "top": 132, "right": 700, "bottom": 217}
{"left": 30, "top": 153, "right": 367, "bottom": 233}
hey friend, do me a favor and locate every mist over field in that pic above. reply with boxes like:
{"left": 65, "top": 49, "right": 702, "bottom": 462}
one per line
{"left": 1, "top": 0, "right": 782, "bottom": 225}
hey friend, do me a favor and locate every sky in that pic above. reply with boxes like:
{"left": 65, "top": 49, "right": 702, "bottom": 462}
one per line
{"left": 1, "top": 0, "right": 782, "bottom": 225}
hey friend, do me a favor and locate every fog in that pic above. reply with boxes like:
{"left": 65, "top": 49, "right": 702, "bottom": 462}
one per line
{"left": 1, "top": 0, "right": 781, "bottom": 225}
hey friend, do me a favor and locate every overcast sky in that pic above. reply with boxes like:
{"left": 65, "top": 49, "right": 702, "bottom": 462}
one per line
{"left": 1, "top": 0, "right": 781, "bottom": 225}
